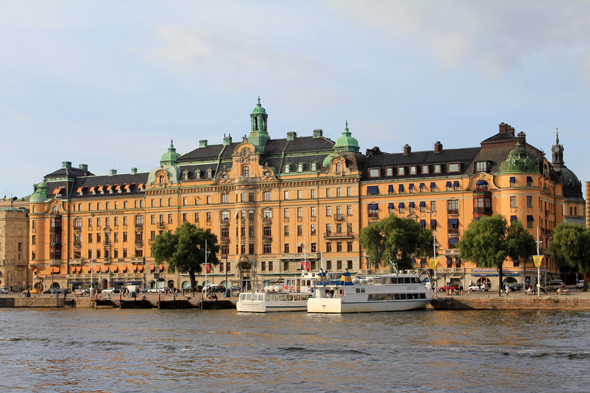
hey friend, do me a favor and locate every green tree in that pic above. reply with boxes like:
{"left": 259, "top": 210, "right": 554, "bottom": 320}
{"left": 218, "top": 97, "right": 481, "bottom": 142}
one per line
{"left": 459, "top": 215, "right": 535, "bottom": 297}
{"left": 359, "top": 214, "right": 434, "bottom": 271}
{"left": 549, "top": 223, "right": 590, "bottom": 291}
{"left": 150, "top": 221, "right": 220, "bottom": 291}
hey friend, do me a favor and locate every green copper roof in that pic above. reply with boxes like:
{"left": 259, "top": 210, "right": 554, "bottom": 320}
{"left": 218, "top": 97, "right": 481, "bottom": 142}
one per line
{"left": 334, "top": 121, "right": 360, "bottom": 153}
{"left": 498, "top": 142, "right": 539, "bottom": 174}
{"left": 251, "top": 96, "right": 267, "bottom": 114}
{"left": 160, "top": 140, "right": 181, "bottom": 166}
{"left": 30, "top": 179, "right": 48, "bottom": 203}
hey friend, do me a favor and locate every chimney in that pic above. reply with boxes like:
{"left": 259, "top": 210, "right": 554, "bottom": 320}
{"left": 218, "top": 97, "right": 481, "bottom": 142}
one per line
{"left": 434, "top": 141, "right": 443, "bottom": 153}
{"left": 62, "top": 161, "right": 72, "bottom": 169}
{"left": 223, "top": 134, "right": 232, "bottom": 146}
{"left": 313, "top": 129, "right": 323, "bottom": 138}
{"left": 199, "top": 140, "right": 208, "bottom": 148}
{"left": 287, "top": 131, "right": 297, "bottom": 141}
{"left": 131, "top": 167, "right": 137, "bottom": 175}
{"left": 403, "top": 144, "right": 411, "bottom": 156}
{"left": 517, "top": 131, "right": 526, "bottom": 144}
{"left": 508, "top": 126, "right": 515, "bottom": 136}
{"left": 78, "top": 164, "right": 88, "bottom": 171}
{"left": 109, "top": 169, "right": 117, "bottom": 176}
{"left": 499, "top": 122, "right": 508, "bottom": 134}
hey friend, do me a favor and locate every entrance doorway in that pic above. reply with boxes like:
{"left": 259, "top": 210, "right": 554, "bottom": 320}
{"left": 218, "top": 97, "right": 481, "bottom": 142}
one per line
{"left": 476, "top": 277, "right": 492, "bottom": 289}
{"left": 167, "top": 280, "right": 175, "bottom": 289}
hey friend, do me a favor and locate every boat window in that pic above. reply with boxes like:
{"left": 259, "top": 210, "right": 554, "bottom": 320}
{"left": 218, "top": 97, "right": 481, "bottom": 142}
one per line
{"left": 294, "top": 295, "right": 300, "bottom": 301}
{"left": 412, "top": 277, "right": 420, "bottom": 284}
{"left": 404, "top": 277, "right": 412, "bottom": 284}
{"left": 386, "top": 294, "right": 393, "bottom": 300}
{"left": 394, "top": 294, "right": 400, "bottom": 300}
{"left": 382, "top": 278, "right": 389, "bottom": 285}
{"left": 361, "top": 288, "right": 365, "bottom": 293}
{"left": 239, "top": 294, "right": 245, "bottom": 301}
{"left": 258, "top": 294, "right": 264, "bottom": 301}
{"left": 287, "top": 295, "right": 293, "bottom": 301}
{"left": 246, "top": 294, "right": 252, "bottom": 301}
{"left": 356, "top": 288, "right": 361, "bottom": 293}
{"left": 420, "top": 293, "right": 426, "bottom": 299}
{"left": 390, "top": 277, "right": 398, "bottom": 284}
{"left": 367, "top": 294, "right": 373, "bottom": 301}
{"left": 400, "top": 294, "right": 407, "bottom": 300}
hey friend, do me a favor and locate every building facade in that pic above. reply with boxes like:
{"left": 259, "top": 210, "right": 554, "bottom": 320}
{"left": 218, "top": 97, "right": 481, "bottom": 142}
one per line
{"left": 0, "top": 197, "right": 32, "bottom": 291}
{"left": 27, "top": 100, "right": 584, "bottom": 291}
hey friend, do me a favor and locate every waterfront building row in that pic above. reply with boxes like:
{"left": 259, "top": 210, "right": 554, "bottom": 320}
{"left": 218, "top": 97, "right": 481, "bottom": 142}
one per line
{"left": 26, "top": 100, "right": 585, "bottom": 291}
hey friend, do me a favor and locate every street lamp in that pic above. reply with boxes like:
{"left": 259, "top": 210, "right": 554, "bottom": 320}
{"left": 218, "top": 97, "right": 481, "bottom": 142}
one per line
{"left": 426, "top": 210, "right": 438, "bottom": 296}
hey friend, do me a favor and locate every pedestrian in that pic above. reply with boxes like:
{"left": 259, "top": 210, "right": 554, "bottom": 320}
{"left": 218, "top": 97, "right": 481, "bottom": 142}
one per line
{"left": 505, "top": 284, "right": 510, "bottom": 296}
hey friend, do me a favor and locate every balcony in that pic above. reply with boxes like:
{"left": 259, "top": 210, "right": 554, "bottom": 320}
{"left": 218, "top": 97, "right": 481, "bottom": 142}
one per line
{"left": 263, "top": 235, "right": 273, "bottom": 243}
{"left": 70, "top": 258, "right": 83, "bottom": 265}
{"left": 135, "top": 221, "right": 143, "bottom": 228}
{"left": 135, "top": 239, "right": 144, "bottom": 246}
{"left": 448, "top": 228, "right": 459, "bottom": 234}
{"left": 73, "top": 241, "right": 82, "bottom": 249}
{"left": 74, "top": 225, "right": 82, "bottom": 232}
{"left": 473, "top": 207, "right": 493, "bottom": 214}
{"left": 368, "top": 213, "right": 379, "bottom": 219}
{"left": 103, "top": 257, "right": 112, "bottom": 264}
{"left": 221, "top": 218, "right": 231, "bottom": 227}
{"left": 448, "top": 209, "right": 459, "bottom": 215}
{"left": 157, "top": 222, "right": 166, "bottom": 229}
{"left": 220, "top": 236, "right": 231, "bottom": 244}
{"left": 324, "top": 232, "right": 354, "bottom": 240}
{"left": 334, "top": 214, "right": 344, "bottom": 221}
{"left": 262, "top": 217, "right": 272, "bottom": 224}
{"left": 131, "top": 257, "right": 145, "bottom": 264}
{"left": 49, "top": 259, "right": 61, "bottom": 266}
{"left": 443, "top": 248, "right": 460, "bottom": 256}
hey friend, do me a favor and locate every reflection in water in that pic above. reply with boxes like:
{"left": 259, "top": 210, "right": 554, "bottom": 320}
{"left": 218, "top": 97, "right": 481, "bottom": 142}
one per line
{"left": 0, "top": 309, "right": 589, "bottom": 392}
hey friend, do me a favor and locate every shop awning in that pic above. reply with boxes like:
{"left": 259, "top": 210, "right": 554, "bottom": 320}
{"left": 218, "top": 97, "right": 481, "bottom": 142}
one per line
{"left": 453, "top": 181, "right": 459, "bottom": 187}
{"left": 89, "top": 187, "right": 95, "bottom": 193}
{"left": 419, "top": 201, "right": 425, "bottom": 207}
{"left": 124, "top": 184, "right": 130, "bottom": 190}
{"left": 527, "top": 176, "right": 533, "bottom": 183}
{"left": 476, "top": 180, "right": 488, "bottom": 185}
{"left": 448, "top": 218, "right": 459, "bottom": 225}
{"left": 447, "top": 257, "right": 453, "bottom": 264}
{"left": 366, "top": 186, "right": 379, "bottom": 195}
{"left": 127, "top": 280, "right": 142, "bottom": 284}
{"left": 103, "top": 266, "right": 110, "bottom": 273}
{"left": 106, "top": 186, "right": 112, "bottom": 191}
{"left": 455, "top": 258, "right": 461, "bottom": 266}
{"left": 121, "top": 265, "right": 128, "bottom": 272}
{"left": 388, "top": 203, "right": 394, "bottom": 209}
{"left": 77, "top": 187, "right": 83, "bottom": 193}
{"left": 430, "top": 182, "right": 436, "bottom": 189}
{"left": 94, "top": 266, "right": 101, "bottom": 273}
{"left": 510, "top": 176, "right": 515, "bottom": 183}
{"left": 97, "top": 186, "right": 103, "bottom": 192}
{"left": 408, "top": 184, "right": 414, "bottom": 190}
{"left": 68, "top": 281, "right": 82, "bottom": 285}
{"left": 51, "top": 266, "right": 60, "bottom": 273}
{"left": 110, "top": 281, "right": 125, "bottom": 284}
{"left": 398, "top": 202, "right": 404, "bottom": 208}
{"left": 398, "top": 184, "right": 404, "bottom": 192}
{"left": 409, "top": 202, "right": 415, "bottom": 208}
{"left": 420, "top": 220, "right": 426, "bottom": 226}
{"left": 150, "top": 264, "right": 155, "bottom": 271}
{"left": 448, "top": 237, "right": 459, "bottom": 244}
{"left": 431, "top": 219, "right": 437, "bottom": 226}
{"left": 527, "top": 215, "right": 534, "bottom": 222}
{"left": 368, "top": 203, "right": 378, "bottom": 210}
{"left": 419, "top": 183, "right": 425, "bottom": 189}
{"left": 52, "top": 188, "right": 62, "bottom": 195}
{"left": 510, "top": 215, "right": 517, "bottom": 222}
{"left": 111, "top": 266, "right": 118, "bottom": 273}
{"left": 159, "top": 265, "right": 165, "bottom": 271}
{"left": 388, "top": 185, "right": 393, "bottom": 193}
{"left": 138, "top": 183, "right": 145, "bottom": 189}
{"left": 446, "top": 181, "right": 452, "bottom": 187}
{"left": 115, "top": 185, "right": 121, "bottom": 191}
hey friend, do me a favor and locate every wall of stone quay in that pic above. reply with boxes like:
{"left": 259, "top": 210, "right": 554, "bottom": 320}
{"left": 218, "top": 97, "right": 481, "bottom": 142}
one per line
{"left": 431, "top": 296, "right": 590, "bottom": 311}
{"left": 12, "top": 298, "right": 64, "bottom": 308}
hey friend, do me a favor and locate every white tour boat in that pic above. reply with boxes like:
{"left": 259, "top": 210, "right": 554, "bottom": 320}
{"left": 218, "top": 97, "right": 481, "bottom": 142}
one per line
{"left": 236, "top": 271, "right": 318, "bottom": 313}
{"left": 307, "top": 271, "right": 434, "bottom": 314}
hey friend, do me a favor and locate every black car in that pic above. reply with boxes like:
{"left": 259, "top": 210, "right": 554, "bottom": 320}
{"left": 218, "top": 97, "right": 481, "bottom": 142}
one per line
{"left": 509, "top": 283, "right": 523, "bottom": 291}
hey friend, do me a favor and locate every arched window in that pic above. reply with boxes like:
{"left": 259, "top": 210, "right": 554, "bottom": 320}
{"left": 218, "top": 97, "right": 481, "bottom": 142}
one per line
{"left": 336, "top": 162, "right": 342, "bottom": 172}
{"left": 159, "top": 175, "right": 165, "bottom": 184}
{"left": 52, "top": 205, "right": 59, "bottom": 214}
{"left": 243, "top": 166, "right": 250, "bottom": 177}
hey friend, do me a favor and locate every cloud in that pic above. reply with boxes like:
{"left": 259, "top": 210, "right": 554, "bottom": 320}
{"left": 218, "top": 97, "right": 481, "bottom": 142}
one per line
{"left": 146, "top": 25, "right": 327, "bottom": 90}
{"left": 323, "top": 0, "right": 590, "bottom": 76}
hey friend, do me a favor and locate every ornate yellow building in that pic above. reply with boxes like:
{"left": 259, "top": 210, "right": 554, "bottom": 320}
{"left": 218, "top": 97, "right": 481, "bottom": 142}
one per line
{"left": 28, "top": 100, "right": 584, "bottom": 291}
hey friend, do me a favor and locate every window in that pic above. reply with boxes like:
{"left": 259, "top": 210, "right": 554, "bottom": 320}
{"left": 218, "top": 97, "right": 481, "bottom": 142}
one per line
{"left": 311, "top": 207, "right": 316, "bottom": 217}
{"left": 347, "top": 260, "right": 353, "bottom": 270}
{"left": 336, "top": 188, "right": 341, "bottom": 197}
{"left": 105, "top": 217, "right": 110, "bottom": 227}
{"left": 337, "top": 260, "right": 342, "bottom": 270}
{"left": 297, "top": 207, "right": 303, "bottom": 218}
{"left": 347, "top": 205, "right": 352, "bottom": 216}
{"left": 476, "top": 161, "right": 488, "bottom": 172}
{"left": 151, "top": 199, "right": 155, "bottom": 207}
{"left": 448, "top": 163, "right": 460, "bottom": 172}
{"left": 264, "top": 191, "right": 271, "bottom": 201}
{"left": 347, "top": 242, "right": 353, "bottom": 252}
{"left": 369, "top": 168, "right": 380, "bottom": 177}
{"left": 326, "top": 206, "right": 332, "bottom": 216}
{"left": 298, "top": 163, "right": 304, "bottom": 172}
{"left": 336, "top": 242, "right": 342, "bottom": 252}
{"left": 311, "top": 224, "right": 316, "bottom": 235}
{"left": 448, "top": 200, "right": 458, "bottom": 214}
{"left": 243, "top": 166, "right": 249, "bottom": 177}
{"left": 386, "top": 167, "right": 393, "bottom": 176}
{"left": 284, "top": 243, "right": 290, "bottom": 253}
{"left": 311, "top": 189, "right": 316, "bottom": 199}
{"left": 123, "top": 232, "right": 128, "bottom": 242}
{"left": 410, "top": 166, "right": 417, "bottom": 175}
{"left": 284, "top": 164, "right": 290, "bottom": 174}
{"left": 431, "top": 201, "right": 436, "bottom": 212}
{"left": 434, "top": 164, "right": 442, "bottom": 173}
{"left": 97, "top": 203, "right": 101, "bottom": 210}
{"left": 326, "top": 188, "right": 331, "bottom": 198}
{"left": 347, "top": 187, "right": 352, "bottom": 196}
{"left": 311, "top": 162, "right": 317, "bottom": 171}
{"left": 297, "top": 190, "right": 302, "bottom": 199}
{"left": 398, "top": 167, "right": 405, "bottom": 175}
{"left": 206, "top": 196, "right": 211, "bottom": 204}
{"left": 284, "top": 225, "right": 289, "bottom": 236}
{"left": 284, "top": 208, "right": 289, "bottom": 219}
{"left": 326, "top": 242, "right": 332, "bottom": 252}
{"left": 182, "top": 213, "right": 187, "bottom": 222}
{"left": 326, "top": 223, "right": 332, "bottom": 234}
{"left": 114, "top": 217, "right": 119, "bottom": 226}
{"left": 194, "top": 213, "right": 200, "bottom": 222}
{"left": 297, "top": 225, "right": 303, "bottom": 236}
{"left": 510, "top": 196, "right": 517, "bottom": 208}
{"left": 527, "top": 196, "right": 532, "bottom": 208}
{"left": 326, "top": 260, "right": 332, "bottom": 270}
{"left": 284, "top": 191, "right": 290, "bottom": 200}
{"left": 422, "top": 165, "right": 429, "bottom": 174}
{"left": 206, "top": 212, "right": 211, "bottom": 222}
{"left": 222, "top": 194, "right": 229, "bottom": 203}
{"left": 106, "top": 202, "right": 110, "bottom": 210}
{"left": 97, "top": 218, "right": 102, "bottom": 227}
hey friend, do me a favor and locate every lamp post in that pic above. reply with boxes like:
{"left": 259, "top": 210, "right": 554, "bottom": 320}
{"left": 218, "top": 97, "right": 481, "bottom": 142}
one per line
{"left": 426, "top": 210, "right": 438, "bottom": 296}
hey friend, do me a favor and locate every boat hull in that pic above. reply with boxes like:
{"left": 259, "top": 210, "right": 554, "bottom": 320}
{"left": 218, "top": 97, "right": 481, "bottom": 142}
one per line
{"left": 307, "top": 298, "right": 431, "bottom": 313}
{"left": 236, "top": 300, "right": 308, "bottom": 313}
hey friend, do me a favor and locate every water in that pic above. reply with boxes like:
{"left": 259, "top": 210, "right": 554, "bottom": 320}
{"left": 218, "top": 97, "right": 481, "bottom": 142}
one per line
{"left": 0, "top": 308, "right": 589, "bottom": 392}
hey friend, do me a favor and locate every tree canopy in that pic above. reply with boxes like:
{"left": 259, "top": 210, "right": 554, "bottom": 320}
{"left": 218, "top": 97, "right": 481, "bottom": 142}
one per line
{"left": 548, "top": 223, "right": 590, "bottom": 291}
{"left": 359, "top": 214, "right": 434, "bottom": 271}
{"left": 458, "top": 215, "right": 535, "bottom": 296}
{"left": 150, "top": 221, "right": 220, "bottom": 291}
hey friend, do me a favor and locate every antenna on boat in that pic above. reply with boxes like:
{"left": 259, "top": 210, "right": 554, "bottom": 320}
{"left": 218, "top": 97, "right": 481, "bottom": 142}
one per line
{"left": 388, "top": 253, "right": 399, "bottom": 275}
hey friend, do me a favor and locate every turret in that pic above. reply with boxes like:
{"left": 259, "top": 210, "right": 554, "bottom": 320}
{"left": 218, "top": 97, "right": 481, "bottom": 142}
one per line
{"left": 248, "top": 97, "right": 270, "bottom": 151}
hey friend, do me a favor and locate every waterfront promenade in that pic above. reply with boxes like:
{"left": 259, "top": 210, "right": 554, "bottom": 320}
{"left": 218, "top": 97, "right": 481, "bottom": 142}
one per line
{"left": 2, "top": 289, "right": 590, "bottom": 310}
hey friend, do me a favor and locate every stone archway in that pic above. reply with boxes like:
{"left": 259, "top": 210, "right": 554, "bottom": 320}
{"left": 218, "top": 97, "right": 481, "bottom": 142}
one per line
{"left": 237, "top": 255, "right": 252, "bottom": 290}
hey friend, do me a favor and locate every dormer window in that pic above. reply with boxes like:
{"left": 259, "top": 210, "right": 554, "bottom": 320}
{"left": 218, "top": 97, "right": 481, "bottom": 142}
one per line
{"left": 196, "top": 170, "right": 201, "bottom": 179}
{"left": 284, "top": 164, "right": 291, "bottom": 174}
{"left": 434, "top": 164, "right": 442, "bottom": 173}
{"left": 386, "top": 167, "right": 393, "bottom": 176}
{"left": 335, "top": 162, "right": 341, "bottom": 172}
{"left": 448, "top": 163, "right": 461, "bottom": 172}
{"left": 243, "top": 166, "right": 249, "bottom": 177}
{"left": 298, "top": 163, "right": 304, "bottom": 173}
{"left": 369, "top": 168, "right": 380, "bottom": 177}
{"left": 397, "top": 167, "right": 405, "bottom": 175}
{"left": 475, "top": 161, "right": 489, "bottom": 172}
{"left": 183, "top": 171, "right": 189, "bottom": 181}
{"left": 410, "top": 166, "right": 418, "bottom": 175}
{"left": 207, "top": 169, "right": 213, "bottom": 178}
{"left": 159, "top": 175, "right": 165, "bottom": 184}
{"left": 422, "top": 165, "right": 429, "bottom": 174}
{"left": 311, "top": 162, "right": 317, "bottom": 171}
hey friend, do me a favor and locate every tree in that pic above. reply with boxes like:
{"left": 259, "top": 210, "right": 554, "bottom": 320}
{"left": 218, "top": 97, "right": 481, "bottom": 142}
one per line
{"left": 359, "top": 214, "right": 434, "bottom": 271}
{"left": 549, "top": 223, "right": 590, "bottom": 291}
{"left": 459, "top": 215, "right": 535, "bottom": 297}
{"left": 150, "top": 221, "right": 220, "bottom": 291}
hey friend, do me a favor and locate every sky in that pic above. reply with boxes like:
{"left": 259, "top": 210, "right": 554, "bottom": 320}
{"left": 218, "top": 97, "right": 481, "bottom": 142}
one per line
{"left": 1, "top": 0, "right": 589, "bottom": 200}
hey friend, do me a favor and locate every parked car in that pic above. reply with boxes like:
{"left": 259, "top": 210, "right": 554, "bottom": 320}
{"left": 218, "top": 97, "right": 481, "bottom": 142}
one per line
{"left": 576, "top": 280, "right": 585, "bottom": 289}
{"left": 439, "top": 284, "right": 460, "bottom": 292}
{"left": 545, "top": 280, "right": 565, "bottom": 291}
{"left": 102, "top": 287, "right": 120, "bottom": 294}
{"left": 509, "top": 283, "right": 524, "bottom": 291}
{"left": 0, "top": 288, "right": 8, "bottom": 294}
{"left": 468, "top": 284, "right": 489, "bottom": 291}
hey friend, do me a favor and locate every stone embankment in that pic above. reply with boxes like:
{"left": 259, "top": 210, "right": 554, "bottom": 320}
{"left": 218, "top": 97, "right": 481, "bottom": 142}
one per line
{"left": 430, "top": 291, "right": 590, "bottom": 311}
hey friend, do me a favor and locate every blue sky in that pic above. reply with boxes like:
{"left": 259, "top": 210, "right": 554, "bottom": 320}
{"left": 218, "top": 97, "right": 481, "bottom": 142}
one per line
{"left": 1, "top": 1, "right": 589, "bottom": 199}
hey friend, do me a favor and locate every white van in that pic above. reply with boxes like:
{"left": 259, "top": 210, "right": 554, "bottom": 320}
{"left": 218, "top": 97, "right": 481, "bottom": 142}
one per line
{"left": 126, "top": 285, "right": 141, "bottom": 293}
